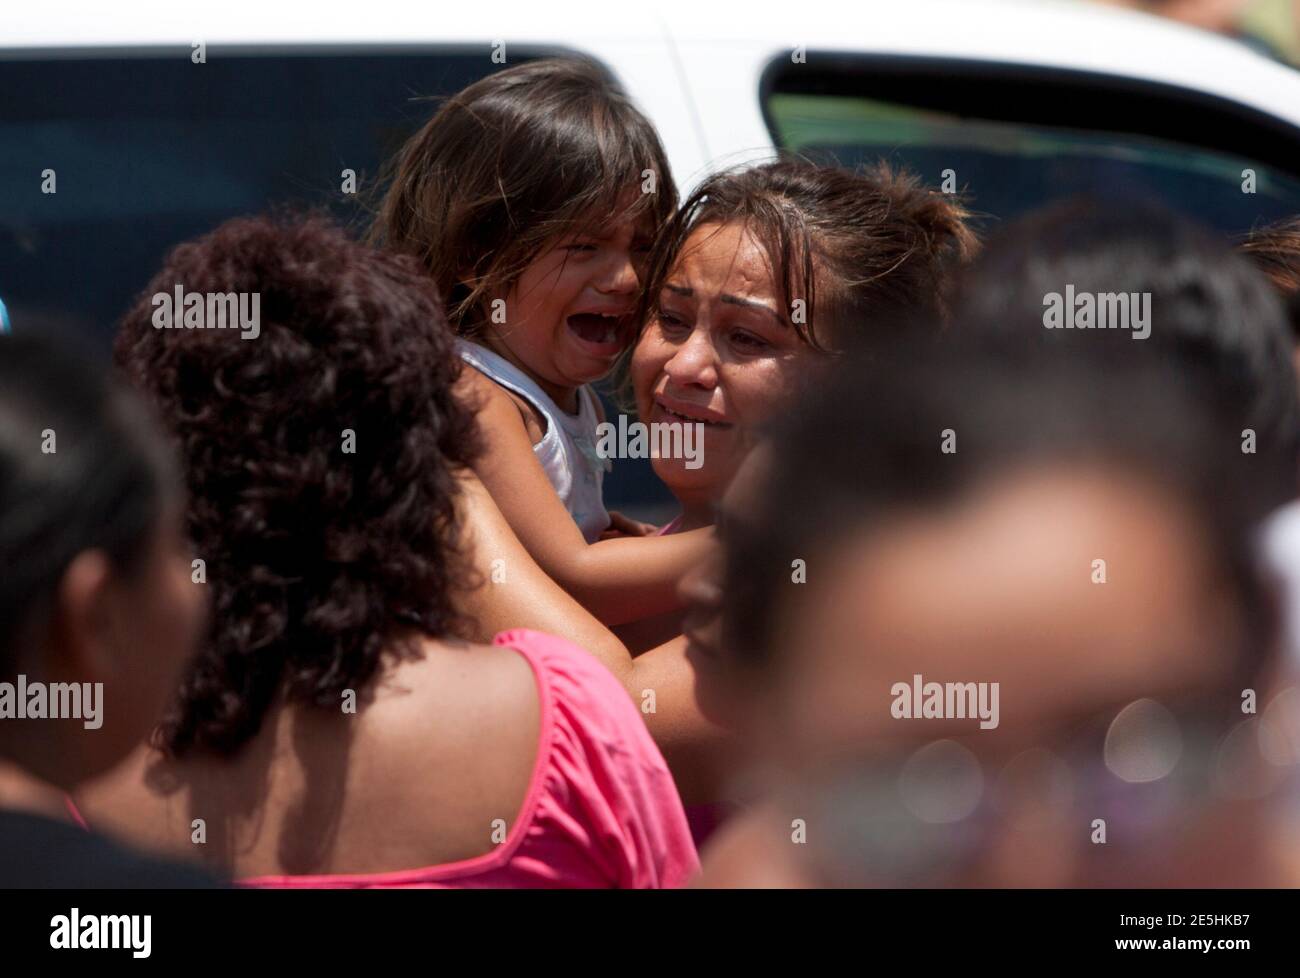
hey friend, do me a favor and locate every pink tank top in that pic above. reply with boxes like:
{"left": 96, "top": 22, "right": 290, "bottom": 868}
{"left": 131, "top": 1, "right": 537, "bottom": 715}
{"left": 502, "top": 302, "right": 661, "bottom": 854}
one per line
{"left": 240, "top": 629, "right": 699, "bottom": 888}
{"left": 656, "top": 515, "right": 684, "bottom": 537}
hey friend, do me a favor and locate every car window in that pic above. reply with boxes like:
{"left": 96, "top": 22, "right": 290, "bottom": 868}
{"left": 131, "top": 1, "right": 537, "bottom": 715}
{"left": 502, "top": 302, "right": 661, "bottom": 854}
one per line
{"left": 762, "top": 54, "right": 1300, "bottom": 236}
{"left": 0, "top": 47, "right": 555, "bottom": 350}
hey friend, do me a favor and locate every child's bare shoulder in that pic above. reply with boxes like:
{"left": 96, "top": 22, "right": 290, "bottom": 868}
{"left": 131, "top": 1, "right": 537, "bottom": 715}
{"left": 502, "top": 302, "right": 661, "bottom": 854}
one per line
{"left": 456, "top": 364, "right": 547, "bottom": 443}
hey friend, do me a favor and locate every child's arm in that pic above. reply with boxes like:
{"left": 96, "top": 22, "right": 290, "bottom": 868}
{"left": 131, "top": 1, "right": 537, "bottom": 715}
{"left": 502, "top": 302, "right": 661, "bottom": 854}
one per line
{"left": 453, "top": 469, "right": 633, "bottom": 666}
{"left": 456, "top": 469, "right": 735, "bottom": 804}
{"left": 463, "top": 370, "right": 713, "bottom": 625}
{"left": 623, "top": 634, "right": 740, "bottom": 806}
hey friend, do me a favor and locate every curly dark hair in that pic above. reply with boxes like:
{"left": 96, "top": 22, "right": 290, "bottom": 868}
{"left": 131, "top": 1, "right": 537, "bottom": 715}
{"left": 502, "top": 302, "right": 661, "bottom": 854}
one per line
{"left": 114, "top": 213, "right": 482, "bottom": 757}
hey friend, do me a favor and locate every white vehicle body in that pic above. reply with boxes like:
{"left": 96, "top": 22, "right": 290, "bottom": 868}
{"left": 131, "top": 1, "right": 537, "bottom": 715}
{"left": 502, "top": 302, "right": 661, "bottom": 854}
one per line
{"left": 7, "top": 0, "right": 1300, "bottom": 190}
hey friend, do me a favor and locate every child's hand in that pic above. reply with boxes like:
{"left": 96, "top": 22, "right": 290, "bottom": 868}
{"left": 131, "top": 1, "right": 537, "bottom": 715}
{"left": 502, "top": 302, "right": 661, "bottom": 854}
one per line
{"left": 601, "top": 511, "right": 658, "bottom": 539}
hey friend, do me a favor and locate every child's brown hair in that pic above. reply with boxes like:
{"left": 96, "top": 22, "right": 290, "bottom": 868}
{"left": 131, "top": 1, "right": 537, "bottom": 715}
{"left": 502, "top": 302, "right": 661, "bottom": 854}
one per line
{"left": 370, "top": 57, "right": 678, "bottom": 337}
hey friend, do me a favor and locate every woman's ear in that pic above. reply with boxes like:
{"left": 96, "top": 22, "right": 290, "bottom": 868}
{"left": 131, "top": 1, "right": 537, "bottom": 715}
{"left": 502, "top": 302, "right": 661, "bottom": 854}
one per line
{"left": 48, "top": 550, "right": 118, "bottom": 687}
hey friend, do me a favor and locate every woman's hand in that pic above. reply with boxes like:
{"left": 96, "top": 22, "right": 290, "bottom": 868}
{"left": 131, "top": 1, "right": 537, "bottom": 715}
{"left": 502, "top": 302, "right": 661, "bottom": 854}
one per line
{"left": 600, "top": 510, "right": 659, "bottom": 539}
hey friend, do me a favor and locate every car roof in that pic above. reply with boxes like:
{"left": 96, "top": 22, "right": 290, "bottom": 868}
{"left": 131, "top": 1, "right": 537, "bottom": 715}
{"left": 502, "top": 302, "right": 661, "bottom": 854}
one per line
{"left": 8, "top": 1, "right": 1300, "bottom": 116}
{"left": 8, "top": 0, "right": 1300, "bottom": 188}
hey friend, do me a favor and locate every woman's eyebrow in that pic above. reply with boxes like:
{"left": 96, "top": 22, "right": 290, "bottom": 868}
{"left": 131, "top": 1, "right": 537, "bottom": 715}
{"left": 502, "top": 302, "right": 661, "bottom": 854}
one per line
{"left": 721, "top": 293, "right": 784, "bottom": 323}
{"left": 666, "top": 283, "right": 786, "bottom": 324}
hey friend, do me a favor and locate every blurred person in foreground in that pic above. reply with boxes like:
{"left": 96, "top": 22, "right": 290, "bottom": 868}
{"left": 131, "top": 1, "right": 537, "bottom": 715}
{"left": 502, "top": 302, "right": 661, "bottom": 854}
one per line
{"left": 693, "top": 341, "right": 1300, "bottom": 887}
{"left": 0, "top": 335, "right": 215, "bottom": 887}
{"left": 957, "top": 198, "right": 1300, "bottom": 679}
{"left": 1240, "top": 216, "right": 1300, "bottom": 674}
{"left": 952, "top": 196, "right": 1300, "bottom": 489}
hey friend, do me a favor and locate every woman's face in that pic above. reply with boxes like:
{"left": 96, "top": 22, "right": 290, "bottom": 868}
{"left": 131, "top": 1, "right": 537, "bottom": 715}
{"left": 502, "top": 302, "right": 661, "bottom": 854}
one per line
{"left": 631, "top": 221, "right": 820, "bottom": 503}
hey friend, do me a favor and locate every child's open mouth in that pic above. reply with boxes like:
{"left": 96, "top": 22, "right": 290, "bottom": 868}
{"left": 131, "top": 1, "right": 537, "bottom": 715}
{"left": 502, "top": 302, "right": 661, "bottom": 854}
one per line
{"left": 566, "top": 312, "right": 631, "bottom": 357}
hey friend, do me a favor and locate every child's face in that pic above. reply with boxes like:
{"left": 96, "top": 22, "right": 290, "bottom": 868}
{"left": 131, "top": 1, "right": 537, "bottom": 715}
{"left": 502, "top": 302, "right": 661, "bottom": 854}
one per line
{"left": 488, "top": 189, "right": 653, "bottom": 404}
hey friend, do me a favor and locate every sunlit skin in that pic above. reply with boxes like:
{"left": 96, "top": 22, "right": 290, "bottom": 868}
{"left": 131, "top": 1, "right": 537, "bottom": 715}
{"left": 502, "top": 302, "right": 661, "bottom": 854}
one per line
{"left": 96, "top": 506, "right": 209, "bottom": 773}
{"left": 79, "top": 626, "right": 546, "bottom": 876}
{"left": 480, "top": 188, "right": 654, "bottom": 415}
{"left": 763, "top": 467, "right": 1237, "bottom": 767}
{"left": 630, "top": 222, "right": 822, "bottom": 530}
{"left": 697, "top": 465, "right": 1296, "bottom": 888}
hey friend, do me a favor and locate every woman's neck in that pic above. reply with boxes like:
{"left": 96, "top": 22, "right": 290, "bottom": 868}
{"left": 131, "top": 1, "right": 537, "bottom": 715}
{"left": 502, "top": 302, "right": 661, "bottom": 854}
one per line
{"left": 672, "top": 496, "right": 716, "bottom": 532}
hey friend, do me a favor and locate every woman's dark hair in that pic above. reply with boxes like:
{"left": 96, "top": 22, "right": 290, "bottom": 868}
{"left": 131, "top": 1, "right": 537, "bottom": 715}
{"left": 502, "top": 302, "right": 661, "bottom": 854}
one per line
{"left": 0, "top": 334, "right": 176, "bottom": 671}
{"left": 722, "top": 338, "right": 1277, "bottom": 681}
{"left": 368, "top": 57, "right": 677, "bottom": 337}
{"left": 638, "top": 158, "right": 978, "bottom": 351}
{"left": 1240, "top": 216, "right": 1300, "bottom": 339}
{"left": 114, "top": 214, "right": 482, "bottom": 756}
{"left": 954, "top": 197, "right": 1300, "bottom": 497}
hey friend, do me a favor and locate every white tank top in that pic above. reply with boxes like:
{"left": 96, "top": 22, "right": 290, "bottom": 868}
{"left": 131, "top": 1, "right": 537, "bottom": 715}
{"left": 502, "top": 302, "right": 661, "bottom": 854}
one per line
{"left": 457, "top": 340, "right": 611, "bottom": 543}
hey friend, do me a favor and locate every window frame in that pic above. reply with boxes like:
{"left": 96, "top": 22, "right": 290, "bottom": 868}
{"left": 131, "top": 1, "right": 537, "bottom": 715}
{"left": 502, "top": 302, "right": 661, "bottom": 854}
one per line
{"left": 759, "top": 52, "right": 1300, "bottom": 185}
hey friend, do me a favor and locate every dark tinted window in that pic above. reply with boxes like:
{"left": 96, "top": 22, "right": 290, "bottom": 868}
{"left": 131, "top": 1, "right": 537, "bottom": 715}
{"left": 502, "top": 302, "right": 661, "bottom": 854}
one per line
{"left": 762, "top": 54, "right": 1300, "bottom": 237}
{"left": 0, "top": 47, "right": 549, "bottom": 349}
